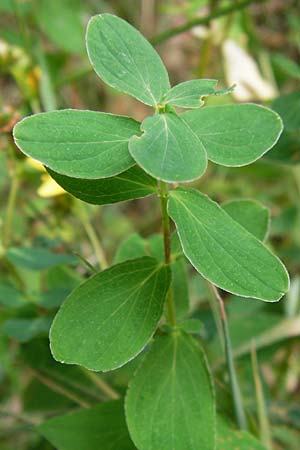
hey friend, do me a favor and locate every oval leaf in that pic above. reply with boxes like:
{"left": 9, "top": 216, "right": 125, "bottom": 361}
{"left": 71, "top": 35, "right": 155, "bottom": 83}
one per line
{"left": 13, "top": 110, "right": 140, "bottom": 179}
{"left": 86, "top": 14, "right": 170, "bottom": 107}
{"left": 129, "top": 113, "right": 207, "bottom": 182}
{"left": 168, "top": 188, "right": 289, "bottom": 301}
{"left": 222, "top": 199, "right": 270, "bottom": 241}
{"left": 48, "top": 166, "right": 157, "bottom": 205}
{"left": 39, "top": 400, "right": 135, "bottom": 450}
{"left": 50, "top": 257, "right": 171, "bottom": 371}
{"left": 164, "top": 79, "right": 234, "bottom": 109}
{"left": 217, "top": 416, "right": 267, "bottom": 450}
{"left": 182, "top": 104, "right": 283, "bottom": 166}
{"left": 125, "top": 332, "right": 215, "bottom": 450}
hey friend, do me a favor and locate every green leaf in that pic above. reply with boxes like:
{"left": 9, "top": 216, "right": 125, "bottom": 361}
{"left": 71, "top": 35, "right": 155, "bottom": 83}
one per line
{"left": 168, "top": 188, "right": 289, "bottom": 301}
{"left": 217, "top": 416, "right": 267, "bottom": 450}
{"left": 265, "top": 92, "right": 300, "bottom": 165}
{"left": 50, "top": 257, "right": 171, "bottom": 371}
{"left": 222, "top": 199, "right": 270, "bottom": 241}
{"left": 39, "top": 400, "right": 136, "bottom": 450}
{"left": 2, "top": 317, "right": 52, "bottom": 343}
{"left": 114, "top": 233, "right": 149, "bottom": 264}
{"left": 86, "top": 14, "right": 170, "bottom": 107}
{"left": 125, "top": 332, "right": 215, "bottom": 450}
{"left": 163, "top": 79, "right": 234, "bottom": 109}
{"left": 6, "top": 247, "right": 77, "bottom": 271}
{"left": 182, "top": 104, "right": 283, "bottom": 166}
{"left": 48, "top": 166, "right": 157, "bottom": 205}
{"left": 129, "top": 113, "right": 207, "bottom": 182}
{"left": 13, "top": 110, "right": 140, "bottom": 179}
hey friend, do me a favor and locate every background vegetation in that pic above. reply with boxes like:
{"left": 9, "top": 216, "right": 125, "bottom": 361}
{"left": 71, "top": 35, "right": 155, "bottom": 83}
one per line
{"left": 0, "top": 0, "right": 300, "bottom": 449}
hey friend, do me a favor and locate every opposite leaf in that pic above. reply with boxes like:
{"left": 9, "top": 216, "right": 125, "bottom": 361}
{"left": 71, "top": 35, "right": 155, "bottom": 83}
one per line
{"left": 125, "top": 332, "right": 215, "bottom": 450}
{"left": 168, "top": 188, "right": 289, "bottom": 301}
{"left": 50, "top": 257, "right": 171, "bottom": 372}
{"left": 163, "top": 79, "right": 234, "bottom": 109}
{"left": 222, "top": 199, "right": 270, "bottom": 241}
{"left": 13, "top": 110, "right": 139, "bottom": 179}
{"left": 86, "top": 14, "right": 170, "bottom": 107}
{"left": 182, "top": 104, "right": 283, "bottom": 166}
{"left": 129, "top": 113, "right": 207, "bottom": 182}
{"left": 48, "top": 166, "right": 157, "bottom": 205}
{"left": 39, "top": 400, "right": 135, "bottom": 450}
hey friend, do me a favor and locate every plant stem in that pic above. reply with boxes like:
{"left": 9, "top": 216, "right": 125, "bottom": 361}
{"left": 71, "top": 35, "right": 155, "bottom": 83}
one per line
{"left": 251, "top": 341, "right": 272, "bottom": 449}
{"left": 28, "top": 367, "right": 90, "bottom": 408}
{"left": 209, "top": 283, "right": 248, "bottom": 430}
{"left": 159, "top": 181, "right": 176, "bottom": 327}
{"left": 75, "top": 201, "right": 108, "bottom": 271}
{"left": 150, "top": 0, "right": 266, "bottom": 45}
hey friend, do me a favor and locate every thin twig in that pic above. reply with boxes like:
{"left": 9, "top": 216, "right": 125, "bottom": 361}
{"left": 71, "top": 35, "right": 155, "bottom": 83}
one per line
{"left": 209, "top": 283, "right": 248, "bottom": 430}
{"left": 151, "top": 0, "right": 266, "bottom": 45}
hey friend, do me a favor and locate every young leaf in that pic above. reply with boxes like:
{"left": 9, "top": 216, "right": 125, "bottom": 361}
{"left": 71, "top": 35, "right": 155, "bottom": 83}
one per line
{"left": 222, "top": 199, "right": 270, "bottom": 241}
{"left": 48, "top": 166, "right": 157, "bottom": 205}
{"left": 265, "top": 92, "right": 300, "bottom": 165}
{"left": 86, "top": 14, "right": 170, "bottom": 107}
{"left": 13, "top": 110, "right": 140, "bottom": 179}
{"left": 163, "top": 79, "right": 234, "bottom": 109}
{"left": 129, "top": 113, "right": 207, "bottom": 182}
{"left": 168, "top": 188, "right": 289, "bottom": 301}
{"left": 39, "top": 400, "right": 136, "bottom": 450}
{"left": 182, "top": 104, "right": 283, "bottom": 166}
{"left": 50, "top": 257, "right": 171, "bottom": 372}
{"left": 125, "top": 332, "right": 215, "bottom": 450}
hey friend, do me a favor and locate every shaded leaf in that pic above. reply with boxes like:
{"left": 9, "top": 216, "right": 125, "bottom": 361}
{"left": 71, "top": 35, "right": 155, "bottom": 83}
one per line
{"left": 13, "top": 110, "right": 140, "bottom": 179}
{"left": 126, "top": 332, "right": 215, "bottom": 450}
{"left": 39, "top": 400, "right": 136, "bottom": 450}
{"left": 2, "top": 317, "right": 52, "bottom": 343}
{"left": 6, "top": 247, "right": 77, "bottom": 271}
{"left": 222, "top": 199, "right": 270, "bottom": 241}
{"left": 168, "top": 187, "right": 289, "bottom": 301}
{"left": 182, "top": 104, "right": 283, "bottom": 166}
{"left": 0, "top": 283, "right": 27, "bottom": 308}
{"left": 265, "top": 92, "right": 300, "bottom": 165}
{"left": 86, "top": 14, "right": 170, "bottom": 107}
{"left": 129, "top": 113, "right": 207, "bottom": 182}
{"left": 48, "top": 166, "right": 157, "bottom": 205}
{"left": 50, "top": 257, "right": 171, "bottom": 371}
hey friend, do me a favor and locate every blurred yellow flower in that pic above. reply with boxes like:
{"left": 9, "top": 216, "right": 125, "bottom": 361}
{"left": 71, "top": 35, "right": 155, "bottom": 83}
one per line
{"left": 26, "top": 157, "right": 66, "bottom": 198}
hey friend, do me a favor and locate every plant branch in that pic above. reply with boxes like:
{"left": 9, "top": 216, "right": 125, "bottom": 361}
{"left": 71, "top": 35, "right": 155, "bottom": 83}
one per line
{"left": 151, "top": 0, "right": 266, "bottom": 45}
{"left": 160, "top": 181, "right": 176, "bottom": 327}
{"left": 209, "top": 283, "right": 248, "bottom": 430}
